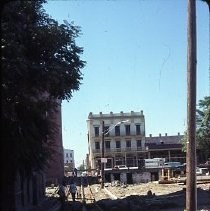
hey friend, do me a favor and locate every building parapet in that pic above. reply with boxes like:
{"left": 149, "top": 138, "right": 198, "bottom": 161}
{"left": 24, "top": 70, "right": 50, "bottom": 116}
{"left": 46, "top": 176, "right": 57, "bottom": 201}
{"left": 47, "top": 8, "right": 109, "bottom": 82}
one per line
{"left": 88, "top": 111, "right": 144, "bottom": 119}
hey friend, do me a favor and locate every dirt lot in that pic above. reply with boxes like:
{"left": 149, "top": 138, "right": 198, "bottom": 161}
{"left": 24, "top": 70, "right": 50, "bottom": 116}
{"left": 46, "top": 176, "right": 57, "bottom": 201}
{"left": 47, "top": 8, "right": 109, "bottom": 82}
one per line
{"left": 90, "top": 182, "right": 210, "bottom": 210}
{"left": 45, "top": 181, "right": 210, "bottom": 210}
{"left": 105, "top": 182, "right": 209, "bottom": 198}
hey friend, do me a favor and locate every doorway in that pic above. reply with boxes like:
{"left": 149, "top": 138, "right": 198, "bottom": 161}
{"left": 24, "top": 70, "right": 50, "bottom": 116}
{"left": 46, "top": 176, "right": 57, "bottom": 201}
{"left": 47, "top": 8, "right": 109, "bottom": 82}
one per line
{"left": 105, "top": 173, "right": 111, "bottom": 182}
{"left": 113, "top": 173, "right": 120, "bottom": 181}
{"left": 126, "top": 173, "right": 133, "bottom": 184}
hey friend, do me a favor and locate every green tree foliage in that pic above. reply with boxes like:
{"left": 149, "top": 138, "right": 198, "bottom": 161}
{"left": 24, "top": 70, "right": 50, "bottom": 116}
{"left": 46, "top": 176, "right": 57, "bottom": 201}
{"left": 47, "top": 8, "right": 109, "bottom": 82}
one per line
{"left": 196, "top": 96, "right": 210, "bottom": 160}
{"left": 1, "top": 0, "right": 85, "bottom": 209}
{"left": 181, "top": 131, "right": 187, "bottom": 153}
{"left": 181, "top": 97, "right": 210, "bottom": 161}
{"left": 78, "top": 164, "right": 86, "bottom": 171}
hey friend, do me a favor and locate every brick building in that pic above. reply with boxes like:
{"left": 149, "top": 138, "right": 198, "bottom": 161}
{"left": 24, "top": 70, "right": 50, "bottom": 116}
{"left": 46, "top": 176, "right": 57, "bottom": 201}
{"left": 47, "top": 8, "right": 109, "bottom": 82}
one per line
{"left": 45, "top": 100, "right": 64, "bottom": 185}
{"left": 15, "top": 100, "right": 64, "bottom": 210}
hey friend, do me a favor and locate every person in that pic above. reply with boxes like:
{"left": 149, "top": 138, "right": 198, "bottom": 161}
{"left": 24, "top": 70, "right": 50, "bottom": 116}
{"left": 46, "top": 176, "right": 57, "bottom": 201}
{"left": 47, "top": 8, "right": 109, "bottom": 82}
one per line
{"left": 69, "top": 182, "right": 77, "bottom": 202}
{"left": 57, "top": 182, "right": 68, "bottom": 209}
{"left": 73, "top": 168, "right": 78, "bottom": 177}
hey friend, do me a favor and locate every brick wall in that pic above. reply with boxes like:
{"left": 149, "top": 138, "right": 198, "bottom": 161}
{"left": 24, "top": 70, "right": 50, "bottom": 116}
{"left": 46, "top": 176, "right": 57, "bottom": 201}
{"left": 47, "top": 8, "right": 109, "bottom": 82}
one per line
{"left": 45, "top": 100, "right": 64, "bottom": 185}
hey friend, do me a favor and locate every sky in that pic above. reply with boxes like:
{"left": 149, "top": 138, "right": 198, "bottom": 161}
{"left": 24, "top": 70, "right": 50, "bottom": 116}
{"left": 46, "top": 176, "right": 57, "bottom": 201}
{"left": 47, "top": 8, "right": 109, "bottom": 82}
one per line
{"left": 43, "top": 0, "right": 209, "bottom": 167}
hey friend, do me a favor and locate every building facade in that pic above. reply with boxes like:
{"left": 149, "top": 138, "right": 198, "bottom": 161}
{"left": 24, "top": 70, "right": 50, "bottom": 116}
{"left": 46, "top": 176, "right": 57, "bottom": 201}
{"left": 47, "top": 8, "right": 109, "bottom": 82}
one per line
{"left": 64, "top": 148, "right": 75, "bottom": 168}
{"left": 87, "top": 111, "right": 146, "bottom": 170}
{"left": 145, "top": 133, "right": 185, "bottom": 163}
{"left": 16, "top": 171, "right": 45, "bottom": 211}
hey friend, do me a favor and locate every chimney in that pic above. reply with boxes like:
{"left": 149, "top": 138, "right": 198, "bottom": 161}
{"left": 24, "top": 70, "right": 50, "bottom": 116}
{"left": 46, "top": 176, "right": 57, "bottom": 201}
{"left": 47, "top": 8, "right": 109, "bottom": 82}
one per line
{"left": 165, "top": 133, "right": 167, "bottom": 136}
{"left": 110, "top": 111, "right": 113, "bottom": 116}
{"left": 149, "top": 134, "right": 152, "bottom": 137}
{"left": 159, "top": 133, "right": 161, "bottom": 137}
{"left": 99, "top": 112, "right": 102, "bottom": 116}
{"left": 88, "top": 112, "right": 93, "bottom": 118}
{"left": 120, "top": 111, "right": 124, "bottom": 116}
{"left": 141, "top": 110, "right": 143, "bottom": 115}
{"left": 178, "top": 132, "right": 180, "bottom": 136}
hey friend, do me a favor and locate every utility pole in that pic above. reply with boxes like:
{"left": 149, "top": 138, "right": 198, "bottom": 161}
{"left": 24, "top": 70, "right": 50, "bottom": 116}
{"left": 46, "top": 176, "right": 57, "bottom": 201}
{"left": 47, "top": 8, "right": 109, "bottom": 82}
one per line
{"left": 100, "top": 120, "right": 129, "bottom": 188}
{"left": 101, "top": 120, "right": 105, "bottom": 189}
{"left": 186, "top": 0, "right": 197, "bottom": 210}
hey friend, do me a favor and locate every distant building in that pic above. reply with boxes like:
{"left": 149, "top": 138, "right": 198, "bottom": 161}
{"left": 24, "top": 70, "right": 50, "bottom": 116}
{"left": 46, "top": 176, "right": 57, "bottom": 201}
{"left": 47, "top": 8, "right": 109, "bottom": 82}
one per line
{"left": 85, "top": 153, "right": 90, "bottom": 169}
{"left": 145, "top": 133, "right": 185, "bottom": 163}
{"left": 87, "top": 111, "right": 146, "bottom": 170}
{"left": 64, "top": 148, "right": 75, "bottom": 167}
{"left": 63, "top": 149, "right": 75, "bottom": 176}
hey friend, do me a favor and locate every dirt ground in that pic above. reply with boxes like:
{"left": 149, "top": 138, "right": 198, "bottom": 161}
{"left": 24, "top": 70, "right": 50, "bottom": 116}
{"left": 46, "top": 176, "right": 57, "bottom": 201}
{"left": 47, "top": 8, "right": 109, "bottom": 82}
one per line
{"left": 90, "top": 182, "right": 210, "bottom": 210}
{"left": 45, "top": 182, "right": 210, "bottom": 210}
{"left": 105, "top": 182, "right": 210, "bottom": 198}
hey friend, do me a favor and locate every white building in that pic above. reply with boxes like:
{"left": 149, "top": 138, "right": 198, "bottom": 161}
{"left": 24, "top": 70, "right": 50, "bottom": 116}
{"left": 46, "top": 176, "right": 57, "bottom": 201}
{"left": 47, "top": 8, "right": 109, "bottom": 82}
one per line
{"left": 87, "top": 111, "right": 146, "bottom": 170}
{"left": 63, "top": 148, "right": 75, "bottom": 168}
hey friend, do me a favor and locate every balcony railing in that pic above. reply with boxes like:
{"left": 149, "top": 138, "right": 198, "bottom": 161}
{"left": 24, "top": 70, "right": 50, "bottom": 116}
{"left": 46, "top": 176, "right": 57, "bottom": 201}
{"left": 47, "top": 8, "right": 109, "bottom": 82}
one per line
{"left": 92, "top": 147, "right": 145, "bottom": 154}
{"left": 91, "top": 132, "right": 145, "bottom": 139}
{"left": 92, "top": 149, "right": 101, "bottom": 153}
{"left": 115, "top": 148, "right": 122, "bottom": 152}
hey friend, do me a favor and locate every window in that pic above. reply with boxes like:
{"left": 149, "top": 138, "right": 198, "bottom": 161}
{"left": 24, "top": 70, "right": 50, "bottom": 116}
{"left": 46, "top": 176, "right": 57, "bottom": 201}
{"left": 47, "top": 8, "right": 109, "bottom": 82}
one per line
{"left": 115, "top": 157, "right": 123, "bottom": 165}
{"left": 104, "top": 126, "right": 109, "bottom": 136}
{"left": 105, "top": 141, "right": 110, "bottom": 149}
{"left": 106, "top": 159, "right": 112, "bottom": 168}
{"left": 95, "top": 142, "right": 100, "bottom": 149}
{"left": 116, "top": 141, "right": 121, "bottom": 148}
{"left": 125, "top": 125, "right": 130, "bottom": 136}
{"left": 136, "top": 140, "right": 141, "bottom": 148}
{"left": 126, "top": 140, "right": 131, "bottom": 148}
{"left": 136, "top": 124, "right": 141, "bottom": 135}
{"left": 66, "top": 153, "right": 68, "bottom": 158}
{"left": 70, "top": 153, "right": 72, "bottom": 158}
{"left": 115, "top": 125, "right": 120, "bottom": 136}
{"left": 94, "top": 126, "right": 99, "bottom": 137}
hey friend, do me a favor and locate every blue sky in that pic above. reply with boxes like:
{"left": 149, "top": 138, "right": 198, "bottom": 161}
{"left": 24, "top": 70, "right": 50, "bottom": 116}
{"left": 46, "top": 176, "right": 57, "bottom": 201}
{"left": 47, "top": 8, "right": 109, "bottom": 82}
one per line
{"left": 43, "top": 0, "right": 209, "bottom": 167}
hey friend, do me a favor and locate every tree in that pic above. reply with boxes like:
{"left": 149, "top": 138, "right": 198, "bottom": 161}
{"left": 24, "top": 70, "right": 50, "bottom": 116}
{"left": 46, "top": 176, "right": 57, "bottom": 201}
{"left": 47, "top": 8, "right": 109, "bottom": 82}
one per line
{"left": 196, "top": 96, "right": 210, "bottom": 161}
{"left": 78, "top": 164, "right": 86, "bottom": 171}
{"left": 181, "top": 96, "right": 210, "bottom": 161}
{"left": 1, "top": 1, "right": 85, "bottom": 210}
